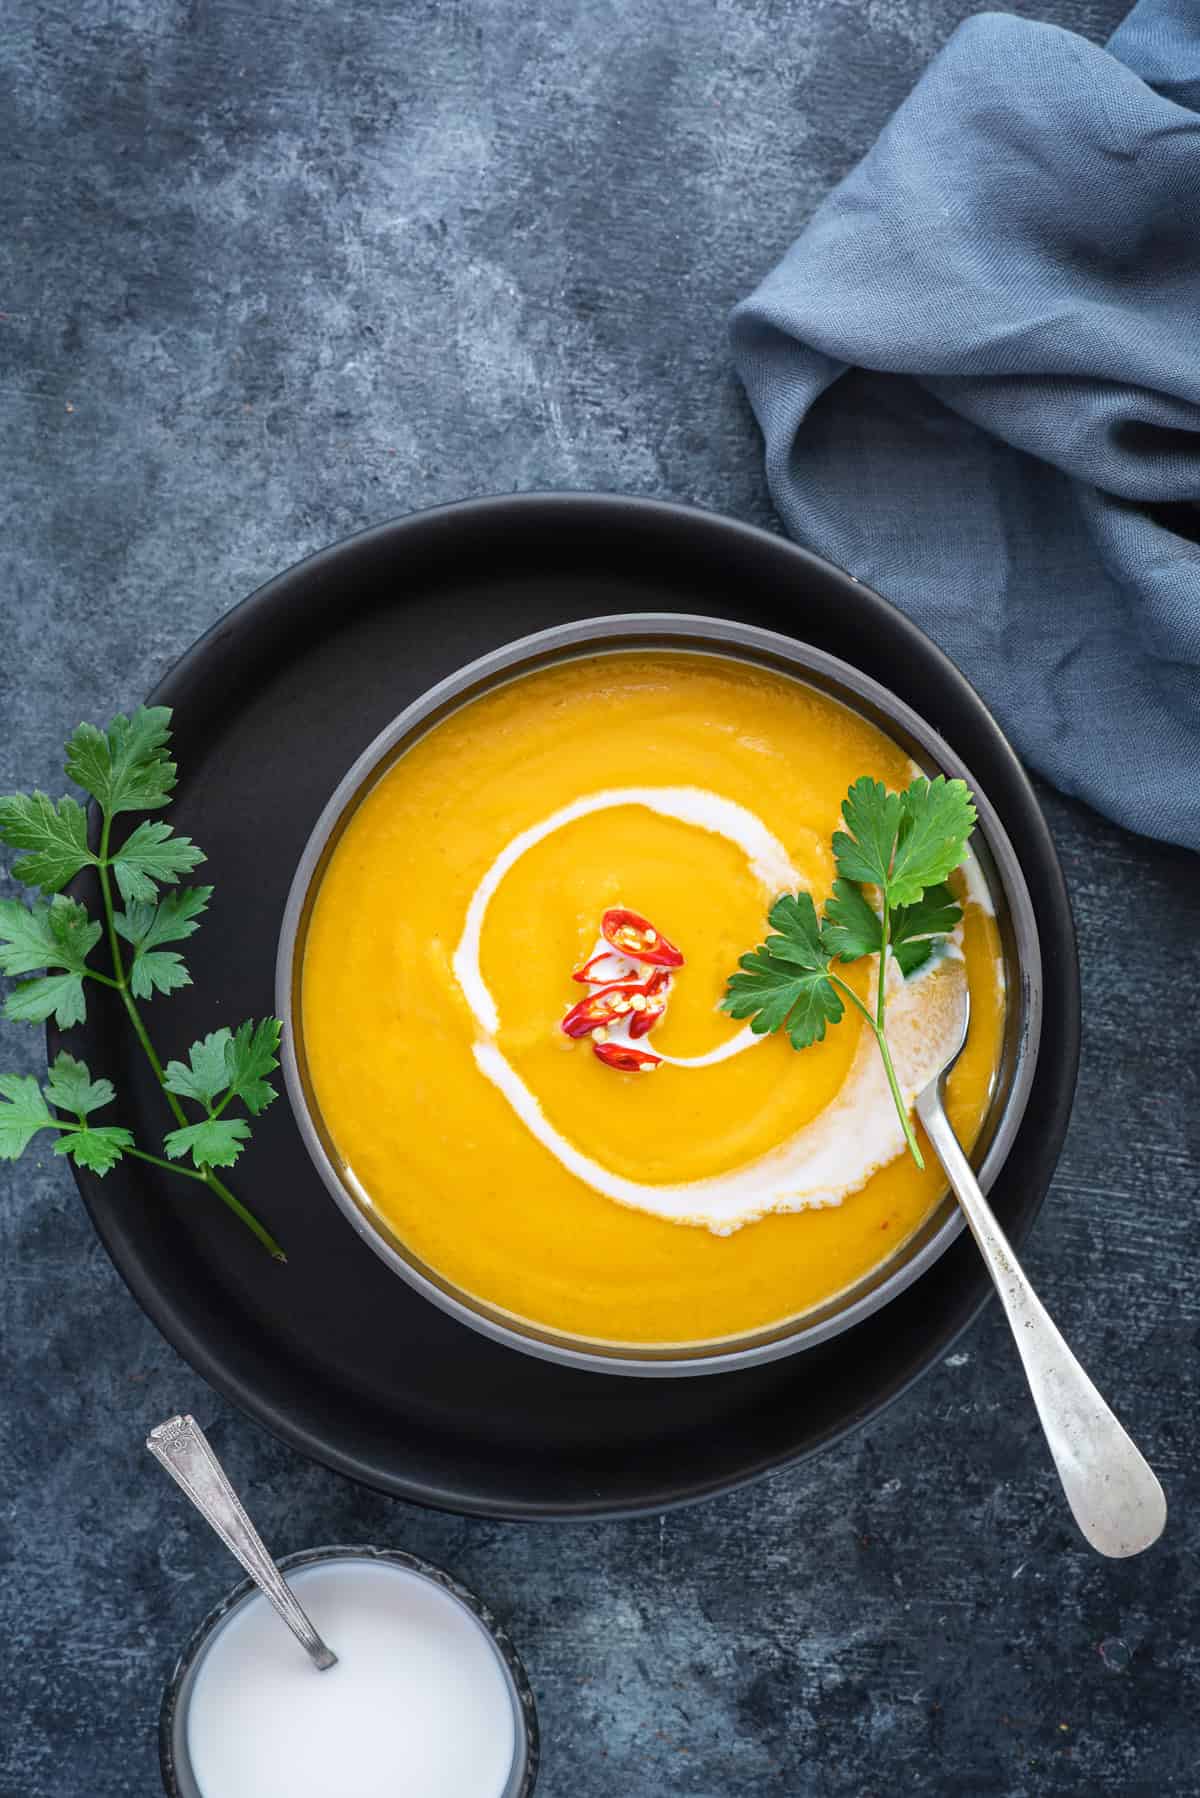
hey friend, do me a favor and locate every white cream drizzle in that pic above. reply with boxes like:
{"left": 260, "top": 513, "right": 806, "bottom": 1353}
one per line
{"left": 451, "top": 788, "right": 798, "bottom": 1036}
{"left": 473, "top": 959, "right": 965, "bottom": 1232}
{"left": 655, "top": 1027, "right": 761, "bottom": 1070}
{"left": 450, "top": 785, "right": 973, "bottom": 1233}
{"left": 959, "top": 844, "right": 995, "bottom": 917}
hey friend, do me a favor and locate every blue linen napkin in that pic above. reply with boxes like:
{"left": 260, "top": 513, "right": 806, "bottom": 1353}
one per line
{"left": 731, "top": 0, "right": 1200, "bottom": 853}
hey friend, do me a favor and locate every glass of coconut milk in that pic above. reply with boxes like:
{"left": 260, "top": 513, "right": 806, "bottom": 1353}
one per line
{"left": 159, "top": 1545, "right": 538, "bottom": 1798}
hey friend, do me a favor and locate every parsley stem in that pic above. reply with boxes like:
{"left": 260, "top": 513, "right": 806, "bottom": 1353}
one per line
{"left": 203, "top": 1171, "right": 286, "bottom": 1261}
{"left": 119, "top": 985, "right": 186, "bottom": 1125}
{"left": 876, "top": 894, "right": 890, "bottom": 1032}
{"left": 828, "top": 974, "right": 877, "bottom": 1030}
{"left": 875, "top": 891, "right": 924, "bottom": 1168}
{"left": 95, "top": 810, "right": 284, "bottom": 1259}
{"left": 126, "top": 1145, "right": 207, "bottom": 1179}
{"left": 45, "top": 1129, "right": 209, "bottom": 1186}
{"left": 123, "top": 1149, "right": 286, "bottom": 1260}
{"left": 829, "top": 971, "right": 925, "bottom": 1171}
{"left": 872, "top": 1016, "right": 925, "bottom": 1172}
{"left": 97, "top": 812, "right": 189, "bottom": 1131}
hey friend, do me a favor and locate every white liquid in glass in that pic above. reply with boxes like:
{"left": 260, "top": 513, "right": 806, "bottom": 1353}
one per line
{"left": 184, "top": 1558, "right": 517, "bottom": 1798}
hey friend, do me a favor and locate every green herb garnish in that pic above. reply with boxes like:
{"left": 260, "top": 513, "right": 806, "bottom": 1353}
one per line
{"left": 0, "top": 708, "right": 285, "bottom": 1259}
{"left": 722, "top": 775, "right": 976, "bottom": 1169}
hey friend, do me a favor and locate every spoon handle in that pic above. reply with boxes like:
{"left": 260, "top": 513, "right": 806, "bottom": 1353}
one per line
{"left": 148, "top": 1414, "right": 338, "bottom": 1670}
{"left": 916, "top": 1091, "right": 1166, "bottom": 1558}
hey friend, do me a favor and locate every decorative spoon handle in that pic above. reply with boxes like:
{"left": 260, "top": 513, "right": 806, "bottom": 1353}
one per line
{"left": 916, "top": 1089, "right": 1166, "bottom": 1559}
{"left": 147, "top": 1414, "right": 338, "bottom": 1670}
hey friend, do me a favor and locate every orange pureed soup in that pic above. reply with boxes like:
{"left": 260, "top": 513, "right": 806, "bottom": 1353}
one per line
{"left": 301, "top": 652, "right": 1005, "bottom": 1346}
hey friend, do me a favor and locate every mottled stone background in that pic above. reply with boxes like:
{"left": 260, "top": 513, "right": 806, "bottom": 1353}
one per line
{"left": 3, "top": 1, "right": 1198, "bottom": 1793}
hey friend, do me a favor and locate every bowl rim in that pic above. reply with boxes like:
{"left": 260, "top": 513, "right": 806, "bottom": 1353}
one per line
{"left": 158, "top": 1544, "right": 538, "bottom": 1798}
{"left": 277, "top": 611, "right": 1044, "bottom": 1376}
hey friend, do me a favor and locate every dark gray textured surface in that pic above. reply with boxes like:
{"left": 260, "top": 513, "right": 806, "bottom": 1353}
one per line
{"left": 2, "top": 2, "right": 1197, "bottom": 1794}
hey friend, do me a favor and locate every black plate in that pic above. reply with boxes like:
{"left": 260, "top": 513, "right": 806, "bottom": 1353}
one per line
{"left": 62, "top": 495, "right": 1080, "bottom": 1519}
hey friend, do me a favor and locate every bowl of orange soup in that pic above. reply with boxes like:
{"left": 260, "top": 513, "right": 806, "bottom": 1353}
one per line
{"left": 278, "top": 616, "right": 1041, "bottom": 1375}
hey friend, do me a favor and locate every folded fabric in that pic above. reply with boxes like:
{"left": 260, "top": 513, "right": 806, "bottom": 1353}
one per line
{"left": 731, "top": 0, "right": 1200, "bottom": 853}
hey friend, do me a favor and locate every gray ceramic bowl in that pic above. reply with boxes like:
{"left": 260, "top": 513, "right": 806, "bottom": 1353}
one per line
{"left": 277, "top": 615, "right": 1042, "bottom": 1377}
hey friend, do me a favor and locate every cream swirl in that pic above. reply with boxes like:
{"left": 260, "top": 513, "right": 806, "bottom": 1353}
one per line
{"left": 451, "top": 787, "right": 963, "bottom": 1233}
{"left": 452, "top": 787, "right": 797, "bottom": 1036}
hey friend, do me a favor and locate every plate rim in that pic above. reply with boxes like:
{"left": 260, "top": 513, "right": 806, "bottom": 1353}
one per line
{"left": 59, "top": 491, "right": 1082, "bottom": 1518}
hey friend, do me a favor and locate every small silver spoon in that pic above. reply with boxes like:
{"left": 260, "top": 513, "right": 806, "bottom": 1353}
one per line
{"left": 916, "top": 969, "right": 1166, "bottom": 1558}
{"left": 148, "top": 1413, "right": 338, "bottom": 1670}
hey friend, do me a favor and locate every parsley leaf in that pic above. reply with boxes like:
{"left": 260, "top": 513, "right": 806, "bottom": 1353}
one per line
{"left": 890, "top": 882, "right": 963, "bottom": 977}
{"left": 0, "top": 896, "right": 101, "bottom": 1027}
{"left": 0, "top": 1073, "right": 57, "bottom": 1158}
{"left": 164, "top": 1116, "right": 251, "bottom": 1170}
{"left": 130, "top": 952, "right": 191, "bottom": 1000}
{"left": 44, "top": 1051, "right": 115, "bottom": 1118}
{"left": 0, "top": 896, "right": 101, "bottom": 977}
{"left": 888, "top": 777, "right": 977, "bottom": 907}
{"left": 115, "top": 886, "right": 211, "bottom": 1001}
{"left": 832, "top": 775, "right": 975, "bottom": 908}
{"left": 0, "top": 791, "right": 95, "bottom": 893}
{"left": 163, "top": 1031, "right": 233, "bottom": 1108}
{"left": 0, "top": 1055, "right": 133, "bottom": 1176}
{"left": 115, "top": 887, "right": 212, "bottom": 953}
{"left": 893, "top": 939, "right": 934, "bottom": 979}
{"left": 52, "top": 1124, "right": 135, "bottom": 1176}
{"left": 4, "top": 973, "right": 90, "bottom": 1028}
{"left": 822, "top": 878, "right": 883, "bottom": 963}
{"left": 65, "top": 707, "right": 176, "bottom": 816}
{"left": 223, "top": 1017, "right": 281, "bottom": 1117}
{"left": 109, "top": 819, "right": 205, "bottom": 904}
{"left": 831, "top": 778, "right": 905, "bottom": 890}
{"left": 721, "top": 893, "right": 844, "bottom": 1049}
{"left": 45, "top": 1051, "right": 135, "bottom": 1177}
{"left": 761, "top": 891, "right": 830, "bottom": 966}
{"left": 163, "top": 1018, "right": 279, "bottom": 1125}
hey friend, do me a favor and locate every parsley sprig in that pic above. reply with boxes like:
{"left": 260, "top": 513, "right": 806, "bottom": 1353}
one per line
{"left": 0, "top": 709, "right": 285, "bottom": 1259}
{"left": 722, "top": 775, "right": 976, "bottom": 1169}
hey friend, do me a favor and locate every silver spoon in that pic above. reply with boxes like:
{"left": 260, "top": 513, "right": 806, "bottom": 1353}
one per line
{"left": 916, "top": 969, "right": 1166, "bottom": 1558}
{"left": 147, "top": 1413, "right": 338, "bottom": 1670}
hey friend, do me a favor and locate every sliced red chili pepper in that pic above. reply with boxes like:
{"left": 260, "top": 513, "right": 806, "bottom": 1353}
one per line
{"left": 600, "top": 907, "right": 684, "bottom": 969}
{"left": 628, "top": 969, "right": 671, "bottom": 1039}
{"left": 560, "top": 982, "right": 646, "bottom": 1039}
{"left": 592, "top": 1039, "right": 662, "bottom": 1072}
{"left": 571, "top": 948, "right": 640, "bottom": 986}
